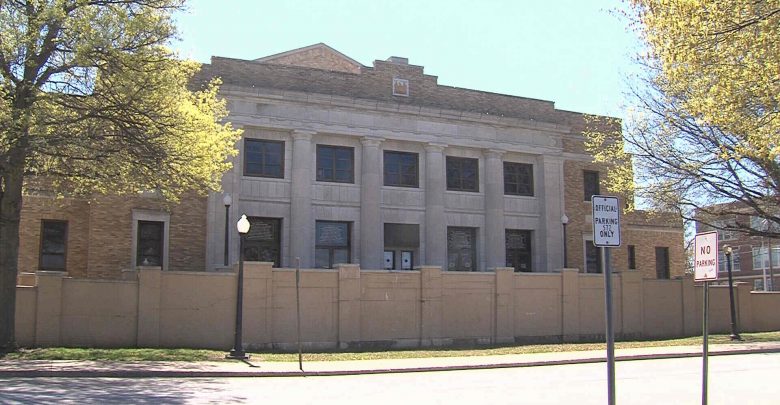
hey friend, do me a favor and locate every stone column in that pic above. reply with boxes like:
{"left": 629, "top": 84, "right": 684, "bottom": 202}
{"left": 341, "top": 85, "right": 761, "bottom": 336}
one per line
{"left": 290, "top": 130, "right": 315, "bottom": 268}
{"left": 360, "top": 137, "right": 383, "bottom": 270}
{"left": 484, "top": 149, "right": 506, "bottom": 269}
{"left": 338, "top": 264, "right": 361, "bottom": 348}
{"left": 424, "top": 144, "right": 447, "bottom": 266}
{"left": 540, "top": 155, "right": 565, "bottom": 272}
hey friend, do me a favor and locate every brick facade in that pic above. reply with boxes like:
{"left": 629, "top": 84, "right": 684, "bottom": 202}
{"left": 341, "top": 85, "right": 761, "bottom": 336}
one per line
{"left": 18, "top": 193, "right": 207, "bottom": 279}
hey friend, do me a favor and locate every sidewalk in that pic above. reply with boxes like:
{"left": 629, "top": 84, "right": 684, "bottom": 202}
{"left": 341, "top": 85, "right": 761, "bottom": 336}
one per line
{"left": 2, "top": 342, "right": 779, "bottom": 378}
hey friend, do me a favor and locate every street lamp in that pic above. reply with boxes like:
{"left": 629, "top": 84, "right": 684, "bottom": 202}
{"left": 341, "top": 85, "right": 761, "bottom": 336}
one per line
{"left": 223, "top": 194, "right": 232, "bottom": 266}
{"left": 561, "top": 214, "right": 569, "bottom": 268}
{"left": 722, "top": 245, "right": 742, "bottom": 341}
{"left": 227, "top": 214, "right": 251, "bottom": 360}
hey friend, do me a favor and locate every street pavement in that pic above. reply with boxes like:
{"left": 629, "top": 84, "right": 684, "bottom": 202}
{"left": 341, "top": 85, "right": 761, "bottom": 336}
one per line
{"left": 0, "top": 341, "right": 778, "bottom": 378}
{"left": 1, "top": 353, "right": 779, "bottom": 404}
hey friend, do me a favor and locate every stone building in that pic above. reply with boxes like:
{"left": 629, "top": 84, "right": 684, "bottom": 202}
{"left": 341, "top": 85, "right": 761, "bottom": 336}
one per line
{"left": 17, "top": 43, "right": 684, "bottom": 279}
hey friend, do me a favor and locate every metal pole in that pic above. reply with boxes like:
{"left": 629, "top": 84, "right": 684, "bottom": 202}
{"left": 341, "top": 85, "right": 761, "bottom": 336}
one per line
{"left": 228, "top": 234, "right": 248, "bottom": 359}
{"left": 224, "top": 205, "right": 230, "bottom": 266}
{"left": 563, "top": 223, "right": 568, "bottom": 268}
{"left": 602, "top": 247, "right": 615, "bottom": 405}
{"left": 725, "top": 250, "right": 741, "bottom": 341}
{"left": 769, "top": 239, "right": 775, "bottom": 291}
{"left": 702, "top": 281, "right": 709, "bottom": 405}
{"left": 296, "top": 257, "right": 303, "bottom": 372}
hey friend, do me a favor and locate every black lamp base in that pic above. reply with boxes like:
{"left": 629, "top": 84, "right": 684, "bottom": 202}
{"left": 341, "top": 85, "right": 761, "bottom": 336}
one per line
{"left": 226, "top": 350, "right": 250, "bottom": 360}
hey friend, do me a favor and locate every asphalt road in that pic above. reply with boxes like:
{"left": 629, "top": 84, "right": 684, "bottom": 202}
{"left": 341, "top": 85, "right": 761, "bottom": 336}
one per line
{"left": 1, "top": 353, "right": 778, "bottom": 404}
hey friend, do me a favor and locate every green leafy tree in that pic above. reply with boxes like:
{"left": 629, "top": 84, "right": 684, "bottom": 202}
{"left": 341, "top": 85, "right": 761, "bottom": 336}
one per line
{"left": 0, "top": 0, "right": 240, "bottom": 352}
{"left": 586, "top": 0, "right": 780, "bottom": 238}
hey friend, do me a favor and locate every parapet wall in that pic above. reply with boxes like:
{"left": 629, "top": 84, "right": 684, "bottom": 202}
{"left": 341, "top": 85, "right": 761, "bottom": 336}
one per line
{"left": 14, "top": 265, "right": 780, "bottom": 349}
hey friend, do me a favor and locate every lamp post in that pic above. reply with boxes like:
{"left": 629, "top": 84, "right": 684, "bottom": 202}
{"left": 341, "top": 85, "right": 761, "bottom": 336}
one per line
{"left": 223, "top": 194, "right": 232, "bottom": 266}
{"left": 561, "top": 214, "right": 569, "bottom": 268}
{"left": 228, "top": 214, "right": 250, "bottom": 360}
{"left": 723, "top": 245, "right": 742, "bottom": 341}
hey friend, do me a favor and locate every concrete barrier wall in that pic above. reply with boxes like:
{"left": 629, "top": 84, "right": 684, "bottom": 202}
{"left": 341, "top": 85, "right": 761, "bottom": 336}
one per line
{"left": 14, "top": 265, "right": 780, "bottom": 349}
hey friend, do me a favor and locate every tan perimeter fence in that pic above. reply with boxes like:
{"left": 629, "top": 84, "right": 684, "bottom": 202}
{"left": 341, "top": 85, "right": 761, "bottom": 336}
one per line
{"left": 14, "top": 264, "right": 780, "bottom": 350}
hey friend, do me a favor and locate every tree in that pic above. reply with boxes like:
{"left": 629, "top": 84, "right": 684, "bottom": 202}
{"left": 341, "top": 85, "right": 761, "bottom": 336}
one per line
{"left": 585, "top": 0, "right": 780, "bottom": 239}
{"left": 0, "top": 1, "right": 240, "bottom": 352}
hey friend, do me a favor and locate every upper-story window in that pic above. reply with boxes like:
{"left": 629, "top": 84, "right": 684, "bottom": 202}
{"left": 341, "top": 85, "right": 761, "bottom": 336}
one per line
{"left": 244, "top": 139, "right": 284, "bottom": 178}
{"left": 504, "top": 162, "right": 534, "bottom": 196}
{"left": 446, "top": 156, "right": 479, "bottom": 192}
{"left": 583, "top": 170, "right": 600, "bottom": 201}
{"left": 40, "top": 220, "right": 67, "bottom": 270}
{"left": 317, "top": 145, "right": 354, "bottom": 183}
{"left": 384, "top": 151, "right": 419, "bottom": 188}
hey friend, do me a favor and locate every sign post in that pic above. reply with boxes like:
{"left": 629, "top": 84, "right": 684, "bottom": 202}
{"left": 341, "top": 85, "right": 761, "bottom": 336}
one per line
{"left": 694, "top": 232, "right": 718, "bottom": 405}
{"left": 592, "top": 195, "right": 621, "bottom": 405}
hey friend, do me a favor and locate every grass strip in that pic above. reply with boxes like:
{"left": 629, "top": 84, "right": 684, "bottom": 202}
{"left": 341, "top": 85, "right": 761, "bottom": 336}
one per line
{"left": 2, "top": 331, "right": 778, "bottom": 362}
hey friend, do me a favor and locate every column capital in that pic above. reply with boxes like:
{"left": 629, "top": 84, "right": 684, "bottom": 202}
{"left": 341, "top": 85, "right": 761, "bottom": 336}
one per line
{"left": 483, "top": 148, "right": 505, "bottom": 159}
{"left": 291, "top": 129, "right": 316, "bottom": 141}
{"left": 360, "top": 136, "right": 384, "bottom": 147}
{"left": 425, "top": 143, "right": 447, "bottom": 153}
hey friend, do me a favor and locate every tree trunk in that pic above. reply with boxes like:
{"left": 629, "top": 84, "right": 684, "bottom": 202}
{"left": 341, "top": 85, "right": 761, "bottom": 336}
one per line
{"left": 0, "top": 166, "right": 24, "bottom": 353}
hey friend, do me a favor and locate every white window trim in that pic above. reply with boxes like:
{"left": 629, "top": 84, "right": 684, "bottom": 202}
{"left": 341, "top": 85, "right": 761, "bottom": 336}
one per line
{"left": 131, "top": 209, "right": 170, "bottom": 271}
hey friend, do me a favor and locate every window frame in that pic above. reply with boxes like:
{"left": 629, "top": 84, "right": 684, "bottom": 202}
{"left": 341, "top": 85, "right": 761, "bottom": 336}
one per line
{"left": 383, "top": 150, "right": 419, "bottom": 188}
{"left": 503, "top": 162, "right": 534, "bottom": 196}
{"left": 243, "top": 139, "right": 285, "bottom": 178}
{"left": 39, "top": 220, "right": 68, "bottom": 271}
{"left": 316, "top": 145, "right": 355, "bottom": 184}
{"left": 506, "top": 229, "right": 533, "bottom": 272}
{"left": 136, "top": 220, "right": 164, "bottom": 267}
{"left": 315, "top": 220, "right": 351, "bottom": 269}
{"left": 585, "top": 240, "right": 602, "bottom": 274}
{"left": 655, "top": 246, "right": 670, "bottom": 279}
{"left": 583, "top": 170, "right": 600, "bottom": 201}
{"left": 627, "top": 245, "right": 637, "bottom": 270}
{"left": 446, "top": 156, "right": 479, "bottom": 192}
{"left": 243, "top": 217, "right": 282, "bottom": 267}
{"left": 447, "top": 226, "right": 478, "bottom": 271}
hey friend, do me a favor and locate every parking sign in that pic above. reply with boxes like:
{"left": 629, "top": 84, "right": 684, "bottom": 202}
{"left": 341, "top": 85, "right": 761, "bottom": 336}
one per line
{"left": 592, "top": 195, "right": 621, "bottom": 247}
{"left": 694, "top": 232, "right": 719, "bottom": 281}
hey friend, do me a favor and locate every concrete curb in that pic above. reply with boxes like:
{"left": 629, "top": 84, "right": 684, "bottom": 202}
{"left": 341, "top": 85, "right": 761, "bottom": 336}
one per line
{"left": 2, "top": 347, "right": 779, "bottom": 378}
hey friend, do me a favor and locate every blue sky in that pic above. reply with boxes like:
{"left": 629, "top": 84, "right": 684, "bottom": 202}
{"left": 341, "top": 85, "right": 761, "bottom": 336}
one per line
{"left": 173, "top": 0, "right": 642, "bottom": 119}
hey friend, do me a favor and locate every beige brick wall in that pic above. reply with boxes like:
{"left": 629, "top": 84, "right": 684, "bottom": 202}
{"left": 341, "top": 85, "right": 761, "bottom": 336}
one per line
{"left": 563, "top": 160, "right": 685, "bottom": 278}
{"left": 263, "top": 46, "right": 362, "bottom": 74}
{"left": 18, "top": 196, "right": 91, "bottom": 277}
{"left": 18, "top": 193, "right": 207, "bottom": 279}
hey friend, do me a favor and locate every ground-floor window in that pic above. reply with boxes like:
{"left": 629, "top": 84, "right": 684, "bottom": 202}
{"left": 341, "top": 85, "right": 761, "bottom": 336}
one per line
{"left": 315, "top": 221, "right": 351, "bottom": 269}
{"left": 506, "top": 229, "right": 532, "bottom": 272}
{"left": 655, "top": 247, "right": 670, "bottom": 279}
{"left": 585, "top": 240, "right": 601, "bottom": 274}
{"left": 447, "top": 227, "right": 477, "bottom": 271}
{"left": 384, "top": 223, "right": 419, "bottom": 270}
{"left": 137, "top": 221, "right": 164, "bottom": 266}
{"left": 40, "top": 220, "right": 67, "bottom": 270}
{"left": 244, "top": 217, "right": 282, "bottom": 267}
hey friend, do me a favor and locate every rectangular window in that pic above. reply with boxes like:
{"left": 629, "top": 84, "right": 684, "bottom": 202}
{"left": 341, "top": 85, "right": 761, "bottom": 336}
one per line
{"left": 244, "top": 217, "right": 282, "bottom": 267}
{"left": 317, "top": 145, "right": 354, "bottom": 183}
{"left": 244, "top": 139, "right": 284, "bottom": 178}
{"left": 40, "top": 220, "right": 67, "bottom": 270}
{"left": 137, "top": 221, "right": 164, "bottom": 267}
{"left": 752, "top": 246, "right": 780, "bottom": 270}
{"left": 446, "top": 156, "right": 479, "bottom": 192}
{"left": 719, "top": 251, "right": 742, "bottom": 272}
{"left": 384, "top": 151, "right": 419, "bottom": 188}
{"left": 583, "top": 170, "right": 600, "bottom": 201}
{"left": 585, "top": 241, "right": 602, "bottom": 273}
{"left": 655, "top": 247, "right": 670, "bottom": 279}
{"left": 447, "top": 227, "right": 477, "bottom": 271}
{"left": 504, "top": 162, "right": 534, "bottom": 196}
{"left": 506, "top": 229, "right": 532, "bottom": 272}
{"left": 627, "top": 245, "right": 636, "bottom": 270}
{"left": 315, "top": 221, "right": 351, "bottom": 269}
